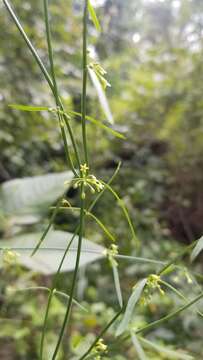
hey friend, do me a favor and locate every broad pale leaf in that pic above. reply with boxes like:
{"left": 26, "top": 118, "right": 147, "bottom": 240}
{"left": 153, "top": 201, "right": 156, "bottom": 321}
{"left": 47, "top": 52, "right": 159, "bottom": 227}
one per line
{"left": 116, "top": 278, "right": 147, "bottom": 336}
{"left": 0, "top": 172, "right": 73, "bottom": 216}
{"left": 0, "top": 230, "right": 105, "bottom": 275}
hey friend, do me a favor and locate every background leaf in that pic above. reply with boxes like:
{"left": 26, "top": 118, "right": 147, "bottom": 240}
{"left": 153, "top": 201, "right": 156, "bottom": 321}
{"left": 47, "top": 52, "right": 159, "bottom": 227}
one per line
{"left": 0, "top": 172, "right": 73, "bottom": 217}
{"left": 0, "top": 230, "right": 105, "bottom": 275}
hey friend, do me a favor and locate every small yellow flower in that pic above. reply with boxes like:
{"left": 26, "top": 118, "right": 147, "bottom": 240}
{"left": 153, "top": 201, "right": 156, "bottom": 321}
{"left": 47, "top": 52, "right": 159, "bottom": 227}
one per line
{"left": 95, "top": 338, "right": 108, "bottom": 353}
{"left": 106, "top": 244, "right": 119, "bottom": 267}
{"left": 61, "top": 199, "right": 71, "bottom": 207}
{"left": 3, "top": 249, "right": 19, "bottom": 266}
{"left": 80, "top": 163, "right": 89, "bottom": 176}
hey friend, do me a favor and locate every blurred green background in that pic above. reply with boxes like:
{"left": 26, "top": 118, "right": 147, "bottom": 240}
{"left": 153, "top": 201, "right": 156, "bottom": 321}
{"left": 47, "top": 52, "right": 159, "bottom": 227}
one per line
{"left": 0, "top": 0, "right": 203, "bottom": 359}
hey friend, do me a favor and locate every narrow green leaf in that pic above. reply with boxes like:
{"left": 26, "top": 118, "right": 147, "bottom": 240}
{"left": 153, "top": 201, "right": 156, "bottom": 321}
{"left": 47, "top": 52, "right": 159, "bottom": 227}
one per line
{"left": 8, "top": 286, "right": 87, "bottom": 312}
{"left": 140, "top": 337, "right": 194, "bottom": 360}
{"left": 131, "top": 333, "right": 148, "bottom": 360}
{"left": 88, "top": 0, "right": 101, "bottom": 32}
{"left": 101, "top": 181, "right": 140, "bottom": 248}
{"left": 160, "top": 280, "right": 203, "bottom": 317}
{"left": 136, "top": 292, "right": 203, "bottom": 335}
{"left": 88, "top": 67, "right": 114, "bottom": 124}
{"left": 191, "top": 235, "right": 203, "bottom": 262}
{"left": 68, "top": 110, "right": 125, "bottom": 139}
{"left": 116, "top": 278, "right": 147, "bottom": 336}
{"left": 112, "top": 263, "right": 123, "bottom": 308}
{"left": 53, "top": 206, "right": 116, "bottom": 243}
{"left": 9, "top": 104, "right": 50, "bottom": 112}
{"left": 86, "top": 211, "right": 116, "bottom": 242}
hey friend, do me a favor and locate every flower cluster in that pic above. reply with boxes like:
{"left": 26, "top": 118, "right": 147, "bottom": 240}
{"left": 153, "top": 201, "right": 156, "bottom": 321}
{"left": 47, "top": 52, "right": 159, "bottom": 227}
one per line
{"left": 104, "top": 244, "right": 119, "bottom": 267}
{"left": 140, "top": 274, "right": 164, "bottom": 306}
{"left": 88, "top": 62, "right": 111, "bottom": 90}
{"left": 3, "top": 249, "right": 19, "bottom": 267}
{"left": 66, "top": 164, "right": 104, "bottom": 199}
{"left": 93, "top": 338, "right": 108, "bottom": 359}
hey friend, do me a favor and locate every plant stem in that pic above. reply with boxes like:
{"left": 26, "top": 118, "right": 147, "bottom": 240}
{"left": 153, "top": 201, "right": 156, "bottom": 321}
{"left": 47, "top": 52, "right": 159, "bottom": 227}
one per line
{"left": 158, "top": 239, "right": 198, "bottom": 276}
{"left": 3, "top": 0, "right": 80, "bottom": 175}
{"left": 39, "top": 228, "right": 79, "bottom": 359}
{"left": 78, "top": 308, "right": 123, "bottom": 360}
{"left": 43, "top": 0, "right": 80, "bottom": 174}
{"left": 135, "top": 291, "right": 203, "bottom": 335}
{"left": 3, "top": 0, "right": 53, "bottom": 89}
{"left": 51, "top": 190, "right": 85, "bottom": 359}
{"left": 81, "top": 0, "right": 89, "bottom": 166}
{"left": 39, "top": 164, "right": 121, "bottom": 358}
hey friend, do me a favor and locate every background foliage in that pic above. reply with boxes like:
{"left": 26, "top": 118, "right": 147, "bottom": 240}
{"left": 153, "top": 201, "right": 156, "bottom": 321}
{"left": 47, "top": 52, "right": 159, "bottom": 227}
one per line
{"left": 0, "top": 0, "right": 203, "bottom": 358}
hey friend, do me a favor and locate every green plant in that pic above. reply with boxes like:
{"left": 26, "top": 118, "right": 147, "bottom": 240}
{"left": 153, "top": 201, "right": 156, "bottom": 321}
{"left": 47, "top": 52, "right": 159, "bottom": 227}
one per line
{"left": 1, "top": 1, "right": 203, "bottom": 359}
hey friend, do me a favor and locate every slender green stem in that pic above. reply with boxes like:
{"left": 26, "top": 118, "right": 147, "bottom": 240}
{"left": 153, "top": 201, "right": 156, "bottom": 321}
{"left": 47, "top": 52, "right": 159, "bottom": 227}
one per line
{"left": 43, "top": 0, "right": 58, "bottom": 101}
{"left": 89, "top": 162, "right": 121, "bottom": 211}
{"left": 10, "top": 286, "right": 86, "bottom": 311}
{"left": 40, "top": 228, "right": 79, "bottom": 359}
{"left": 158, "top": 239, "right": 198, "bottom": 276}
{"left": 160, "top": 280, "right": 203, "bottom": 318}
{"left": 50, "top": 163, "right": 120, "bottom": 358}
{"left": 3, "top": 0, "right": 80, "bottom": 175}
{"left": 135, "top": 292, "right": 203, "bottom": 335}
{"left": 78, "top": 308, "right": 123, "bottom": 360}
{"left": 39, "top": 164, "right": 121, "bottom": 358}
{"left": 43, "top": 0, "right": 80, "bottom": 174}
{"left": 117, "top": 291, "right": 203, "bottom": 349}
{"left": 31, "top": 195, "right": 64, "bottom": 256}
{"left": 52, "top": 190, "right": 85, "bottom": 359}
{"left": 81, "top": 0, "right": 89, "bottom": 165}
{"left": 3, "top": 0, "right": 53, "bottom": 89}
{"left": 101, "top": 181, "right": 139, "bottom": 248}
{"left": 51, "top": 206, "right": 116, "bottom": 242}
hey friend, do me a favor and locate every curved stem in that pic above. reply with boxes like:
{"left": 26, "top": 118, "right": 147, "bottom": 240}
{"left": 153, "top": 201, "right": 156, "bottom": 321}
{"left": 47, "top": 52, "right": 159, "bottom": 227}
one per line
{"left": 40, "top": 228, "right": 79, "bottom": 359}
{"left": 3, "top": 0, "right": 80, "bottom": 174}
{"left": 43, "top": 0, "right": 80, "bottom": 174}
{"left": 39, "top": 165, "right": 120, "bottom": 358}
{"left": 51, "top": 190, "right": 85, "bottom": 359}
{"left": 101, "top": 181, "right": 139, "bottom": 248}
{"left": 158, "top": 239, "right": 198, "bottom": 276}
{"left": 78, "top": 308, "right": 123, "bottom": 360}
{"left": 135, "top": 291, "right": 203, "bottom": 335}
{"left": 81, "top": 0, "right": 89, "bottom": 166}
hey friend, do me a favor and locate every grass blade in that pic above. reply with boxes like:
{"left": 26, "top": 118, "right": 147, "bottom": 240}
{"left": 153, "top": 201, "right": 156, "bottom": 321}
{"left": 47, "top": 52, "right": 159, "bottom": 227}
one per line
{"left": 101, "top": 181, "right": 139, "bottom": 248}
{"left": 191, "top": 235, "right": 203, "bottom": 262}
{"left": 116, "top": 279, "right": 147, "bottom": 336}
{"left": 9, "top": 104, "right": 50, "bottom": 111}
{"left": 78, "top": 308, "right": 123, "bottom": 360}
{"left": 68, "top": 110, "right": 125, "bottom": 139}
{"left": 88, "top": 67, "right": 114, "bottom": 124}
{"left": 88, "top": 0, "right": 101, "bottom": 32}
{"left": 131, "top": 333, "right": 148, "bottom": 360}
{"left": 140, "top": 337, "right": 194, "bottom": 360}
{"left": 112, "top": 263, "right": 123, "bottom": 308}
